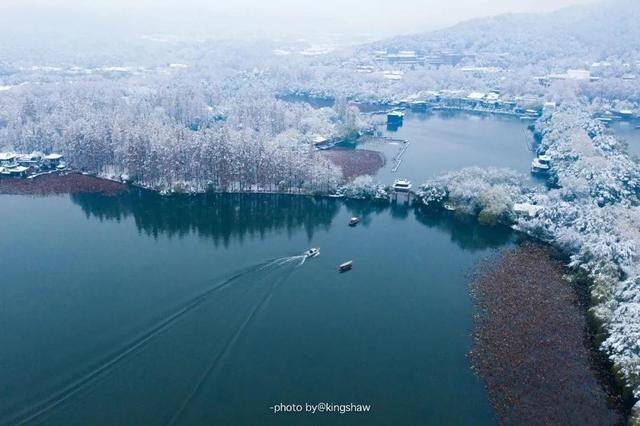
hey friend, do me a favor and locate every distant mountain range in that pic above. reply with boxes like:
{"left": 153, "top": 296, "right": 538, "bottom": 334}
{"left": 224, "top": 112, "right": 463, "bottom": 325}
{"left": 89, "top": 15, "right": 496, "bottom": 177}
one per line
{"left": 367, "top": 0, "right": 640, "bottom": 67}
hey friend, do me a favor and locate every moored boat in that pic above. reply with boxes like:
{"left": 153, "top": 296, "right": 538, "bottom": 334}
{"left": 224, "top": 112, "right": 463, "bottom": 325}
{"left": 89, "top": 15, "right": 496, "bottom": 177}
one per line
{"left": 349, "top": 217, "right": 359, "bottom": 226}
{"left": 443, "top": 202, "right": 456, "bottom": 211}
{"left": 531, "top": 155, "right": 551, "bottom": 174}
{"left": 338, "top": 261, "right": 353, "bottom": 273}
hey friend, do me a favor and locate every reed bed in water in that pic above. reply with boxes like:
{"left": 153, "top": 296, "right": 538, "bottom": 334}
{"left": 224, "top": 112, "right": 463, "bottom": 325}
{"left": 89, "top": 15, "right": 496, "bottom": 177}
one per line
{"left": 469, "top": 242, "right": 625, "bottom": 426}
{"left": 0, "top": 172, "right": 127, "bottom": 196}
{"left": 320, "top": 148, "right": 385, "bottom": 180}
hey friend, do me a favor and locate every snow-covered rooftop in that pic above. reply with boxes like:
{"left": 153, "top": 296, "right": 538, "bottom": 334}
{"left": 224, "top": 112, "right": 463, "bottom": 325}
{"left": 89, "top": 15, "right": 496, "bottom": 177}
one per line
{"left": 18, "top": 153, "right": 41, "bottom": 161}
{"left": 0, "top": 152, "right": 17, "bottom": 161}
{"left": 460, "top": 66, "right": 502, "bottom": 73}
{"left": 468, "top": 92, "right": 486, "bottom": 100}
{"left": 383, "top": 70, "right": 403, "bottom": 80}
{"left": 312, "top": 136, "right": 329, "bottom": 144}
{"left": 549, "top": 69, "right": 591, "bottom": 81}
{"left": 9, "top": 166, "right": 29, "bottom": 173}
{"left": 44, "top": 153, "right": 64, "bottom": 160}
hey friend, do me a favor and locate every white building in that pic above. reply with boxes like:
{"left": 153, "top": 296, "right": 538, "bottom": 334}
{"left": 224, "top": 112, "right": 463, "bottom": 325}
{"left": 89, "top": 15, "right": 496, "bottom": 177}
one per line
{"left": 549, "top": 69, "right": 591, "bottom": 81}
{"left": 383, "top": 70, "right": 403, "bottom": 80}
{"left": 467, "top": 92, "right": 486, "bottom": 101}
{"left": 0, "top": 152, "right": 17, "bottom": 167}
{"left": 43, "top": 153, "right": 64, "bottom": 168}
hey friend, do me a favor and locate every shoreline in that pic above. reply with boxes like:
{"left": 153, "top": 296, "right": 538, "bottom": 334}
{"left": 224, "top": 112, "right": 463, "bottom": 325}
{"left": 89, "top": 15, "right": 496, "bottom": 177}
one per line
{"left": 469, "top": 242, "right": 628, "bottom": 425}
{"left": 0, "top": 172, "right": 128, "bottom": 196}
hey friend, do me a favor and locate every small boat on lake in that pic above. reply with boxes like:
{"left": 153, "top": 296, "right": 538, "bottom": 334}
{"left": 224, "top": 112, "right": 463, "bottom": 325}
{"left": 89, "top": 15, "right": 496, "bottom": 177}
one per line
{"left": 531, "top": 155, "right": 551, "bottom": 174}
{"left": 338, "top": 261, "right": 353, "bottom": 273}
{"left": 349, "top": 217, "right": 359, "bottom": 226}
{"left": 305, "top": 248, "right": 320, "bottom": 258}
{"left": 443, "top": 202, "right": 456, "bottom": 211}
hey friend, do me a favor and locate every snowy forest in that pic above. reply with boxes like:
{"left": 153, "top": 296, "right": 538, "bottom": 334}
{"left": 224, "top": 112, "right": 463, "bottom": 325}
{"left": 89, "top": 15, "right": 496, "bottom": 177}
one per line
{"left": 0, "top": 79, "right": 369, "bottom": 193}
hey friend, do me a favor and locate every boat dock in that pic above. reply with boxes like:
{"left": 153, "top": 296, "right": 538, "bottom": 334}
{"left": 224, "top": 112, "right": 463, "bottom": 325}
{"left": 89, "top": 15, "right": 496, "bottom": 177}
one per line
{"left": 391, "top": 141, "right": 410, "bottom": 173}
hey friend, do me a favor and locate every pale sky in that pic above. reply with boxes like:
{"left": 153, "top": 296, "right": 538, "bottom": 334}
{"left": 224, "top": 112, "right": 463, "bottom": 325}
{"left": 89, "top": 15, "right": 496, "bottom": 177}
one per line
{"left": 1, "top": 0, "right": 600, "bottom": 38}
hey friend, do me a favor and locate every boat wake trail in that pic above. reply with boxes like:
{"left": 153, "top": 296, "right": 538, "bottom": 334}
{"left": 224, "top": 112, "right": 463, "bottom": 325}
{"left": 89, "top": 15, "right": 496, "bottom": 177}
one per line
{"left": 168, "top": 262, "right": 300, "bottom": 424}
{"left": 260, "top": 255, "right": 306, "bottom": 269}
{"left": 8, "top": 256, "right": 300, "bottom": 426}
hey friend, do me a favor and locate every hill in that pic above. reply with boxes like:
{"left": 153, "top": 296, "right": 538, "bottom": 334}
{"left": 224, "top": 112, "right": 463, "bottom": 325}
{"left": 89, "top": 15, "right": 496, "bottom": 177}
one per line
{"left": 367, "top": 0, "right": 640, "bottom": 67}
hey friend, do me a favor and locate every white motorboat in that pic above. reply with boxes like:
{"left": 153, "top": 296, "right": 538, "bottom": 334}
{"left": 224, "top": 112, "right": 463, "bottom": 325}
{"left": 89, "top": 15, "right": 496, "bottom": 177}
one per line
{"left": 538, "top": 155, "right": 551, "bottom": 165}
{"left": 349, "top": 217, "right": 360, "bottom": 226}
{"left": 305, "top": 248, "right": 320, "bottom": 258}
{"left": 531, "top": 156, "right": 551, "bottom": 174}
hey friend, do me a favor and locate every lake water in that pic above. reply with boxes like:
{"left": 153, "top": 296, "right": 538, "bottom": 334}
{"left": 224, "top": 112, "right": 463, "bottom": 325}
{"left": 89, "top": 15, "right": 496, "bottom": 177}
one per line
{"left": 280, "top": 96, "right": 539, "bottom": 186}
{"left": 352, "top": 111, "right": 538, "bottom": 186}
{"left": 0, "top": 191, "right": 514, "bottom": 425}
{"left": 610, "top": 120, "right": 640, "bottom": 159}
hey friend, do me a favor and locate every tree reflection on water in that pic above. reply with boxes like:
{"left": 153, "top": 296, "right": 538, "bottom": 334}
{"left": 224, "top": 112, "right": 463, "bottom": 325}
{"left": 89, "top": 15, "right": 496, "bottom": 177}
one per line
{"left": 71, "top": 190, "right": 514, "bottom": 252}
{"left": 71, "top": 190, "right": 340, "bottom": 246}
{"left": 414, "top": 206, "right": 514, "bottom": 252}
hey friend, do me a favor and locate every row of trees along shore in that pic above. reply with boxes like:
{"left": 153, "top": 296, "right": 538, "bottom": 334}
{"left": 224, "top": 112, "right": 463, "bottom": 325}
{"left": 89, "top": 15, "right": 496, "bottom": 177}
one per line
{"left": 0, "top": 82, "right": 367, "bottom": 194}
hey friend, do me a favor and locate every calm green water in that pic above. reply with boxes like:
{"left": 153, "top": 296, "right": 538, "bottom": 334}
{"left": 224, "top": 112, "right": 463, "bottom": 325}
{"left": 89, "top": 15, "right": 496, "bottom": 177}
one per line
{"left": 0, "top": 191, "right": 513, "bottom": 425}
{"left": 610, "top": 120, "right": 640, "bottom": 159}
{"left": 282, "top": 96, "right": 540, "bottom": 185}
{"left": 353, "top": 111, "right": 538, "bottom": 185}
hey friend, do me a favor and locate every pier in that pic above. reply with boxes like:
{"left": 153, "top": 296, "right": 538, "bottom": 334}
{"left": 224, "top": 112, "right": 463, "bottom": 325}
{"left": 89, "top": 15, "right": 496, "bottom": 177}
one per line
{"left": 391, "top": 141, "right": 410, "bottom": 173}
